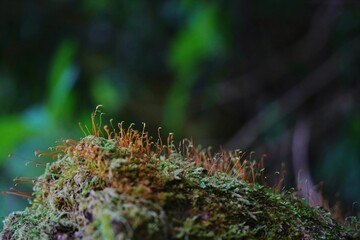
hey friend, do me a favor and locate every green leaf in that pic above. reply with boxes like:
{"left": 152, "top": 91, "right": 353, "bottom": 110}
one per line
{"left": 47, "top": 39, "right": 78, "bottom": 121}
{"left": 164, "top": 3, "right": 225, "bottom": 133}
{"left": 169, "top": 4, "right": 224, "bottom": 77}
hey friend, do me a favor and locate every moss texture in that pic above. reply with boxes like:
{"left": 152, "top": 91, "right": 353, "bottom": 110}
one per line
{"left": 1, "top": 109, "right": 359, "bottom": 239}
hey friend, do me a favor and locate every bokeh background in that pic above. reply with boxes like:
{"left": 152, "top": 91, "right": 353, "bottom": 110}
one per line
{"left": 1, "top": 0, "right": 359, "bottom": 228}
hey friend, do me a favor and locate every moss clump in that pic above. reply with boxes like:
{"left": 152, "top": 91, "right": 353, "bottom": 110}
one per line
{"left": 1, "top": 110, "right": 359, "bottom": 239}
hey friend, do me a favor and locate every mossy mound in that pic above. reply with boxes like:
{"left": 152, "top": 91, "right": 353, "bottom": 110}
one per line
{"left": 1, "top": 114, "right": 359, "bottom": 239}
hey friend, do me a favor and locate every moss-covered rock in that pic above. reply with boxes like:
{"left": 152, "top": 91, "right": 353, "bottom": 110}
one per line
{"left": 1, "top": 111, "right": 359, "bottom": 239}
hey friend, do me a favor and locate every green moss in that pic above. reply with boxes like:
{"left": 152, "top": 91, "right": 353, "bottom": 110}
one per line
{"left": 1, "top": 112, "right": 359, "bottom": 239}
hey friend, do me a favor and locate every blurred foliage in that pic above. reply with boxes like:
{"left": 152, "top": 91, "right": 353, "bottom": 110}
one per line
{"left": 316, "top": 112, "right": 360, "bottom": 206}
{"left": 165, "top": 2, "right": 225, "bottom": 133}
{"left": 0, "top": 117, "right": 32, "bottom": 165}
{"left": 0, "top": 0, "right": 359, "bottom": 229}
{"left": 47, "top": 39, "right": 77, "bottom": 121}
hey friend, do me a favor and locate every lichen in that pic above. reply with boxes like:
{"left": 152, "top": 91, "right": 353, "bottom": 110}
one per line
{"left": 1, "top": 108, "right": 359, "bottom": 239}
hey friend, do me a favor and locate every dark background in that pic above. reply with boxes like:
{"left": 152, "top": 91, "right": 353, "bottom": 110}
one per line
{"left": 1, "top": 0, "right": 359, "bottom": 228}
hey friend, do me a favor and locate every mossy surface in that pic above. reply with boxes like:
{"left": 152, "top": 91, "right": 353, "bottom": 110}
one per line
{"left": 1, "top": 113, "right": 359, "bottom": 239}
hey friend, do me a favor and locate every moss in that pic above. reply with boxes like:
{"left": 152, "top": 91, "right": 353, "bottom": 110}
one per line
{"left": 1, "top": 109, "right": 359, "bottom": 239}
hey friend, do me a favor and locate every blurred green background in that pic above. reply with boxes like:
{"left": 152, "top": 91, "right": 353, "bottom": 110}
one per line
{"left": 0, "top": 0, "right": 359, "bottom": 228}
